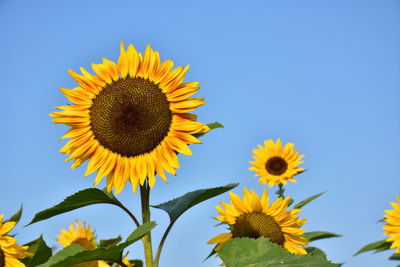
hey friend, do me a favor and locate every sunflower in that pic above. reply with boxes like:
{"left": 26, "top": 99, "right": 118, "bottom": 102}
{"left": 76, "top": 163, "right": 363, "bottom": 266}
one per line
{"left": 383, "top": 196, "right": 400, "bottom": 253}
{"left": 0, "top": 214, "right": 32, "bottom": 267}
{"left": 50, "top": 42, "right": 209, "bottom": 194}
{"left": 249, "top": 138, "right": 304, "bottom": 187}
{"left": 208, "top": 187, "right": 308, "bottom": 258}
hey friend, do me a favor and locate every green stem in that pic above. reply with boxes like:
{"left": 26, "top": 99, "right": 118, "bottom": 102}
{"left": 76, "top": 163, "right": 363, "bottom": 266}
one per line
{"left": 278, "top": 184, "right": 284, "bottom": 198}
{"left": 140, "top": 182, "right": 154, "bottom": 267}
{"left": 154, "top": 220, "right": 174, "bottom": 267}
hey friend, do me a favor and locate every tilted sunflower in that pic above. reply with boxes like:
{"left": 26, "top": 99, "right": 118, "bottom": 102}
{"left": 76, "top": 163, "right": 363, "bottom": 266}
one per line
{"left": 208, "top": 187, "right": 308, "bottom": 258}
{"left": 50, "top": 42, "right": 209, "bottom": 194}
{"left": 383, "top": 196, "right": 400, "bottom": 253}
{"left": 56, "top": 220, "right": 134, "bottom": 267}
{"left": 249, "top": 138, "right": 304, "bottom": 187}
{"left": 0, "top": 214, "right": 32, "bottom": 267}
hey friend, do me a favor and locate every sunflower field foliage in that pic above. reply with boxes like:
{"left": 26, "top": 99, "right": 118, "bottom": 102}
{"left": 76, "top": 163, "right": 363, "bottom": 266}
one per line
{"left": 1, "top": 42, "right": 398, "bottom": 267}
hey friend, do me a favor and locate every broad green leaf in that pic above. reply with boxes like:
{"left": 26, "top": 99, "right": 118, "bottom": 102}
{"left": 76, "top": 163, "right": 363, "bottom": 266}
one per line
{"left": 37, "top": 222, "right": 156, "bottom": 267}
{"left": 152, "top": 183, "right": 238, "bottom": 222}
{"left": 305, "top": 247, "right": 327, "bottom": 259}
{"left": 218, "top": 237, "right": 339, "bottom": 267}
{"left": 6, "top": 204, "right": 23, "bottom": 223}
{"left": 27, "top": 188, "right": 126, "bottom": 225}
{"left": 21, "top": 235, "right": 52, "bottom": 267}
{"left": 99, "top": 236, "right": 122, "bottom": 248}
{"left": 294, "top": 191, "right": 326, "bottom": 209}
{"left": 354, "top": 239, "right": 391, "bottom": 256}
{"left": 390, "top": 253, "right": 400, "bottom": 260}
{"left": 303, "top": 231, "right": 342, "bottom": 242}
{"left": 193, "top": 121, "right": 224, "bottom": 138}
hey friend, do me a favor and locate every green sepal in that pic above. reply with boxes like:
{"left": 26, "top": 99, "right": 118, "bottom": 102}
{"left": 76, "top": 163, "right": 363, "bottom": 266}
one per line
{"left": 6, "top": 204, "right": 23, "bottom": 224}
{"left": 152, "top": 183, "right": 238, "bottom": 223}
{"left": 390, "top": 253, "right": 400, "bottom": 260}
{"left": 37, "top": 221, "right": 156, "bottom": 267}
{"left": 303, "top": 231, "right": 342, "bottom": 242}
{"left": 293, "top": 191, "right": 326, "bottom": 209}
{"left": 192, "top": 121, "right": 224, "bottom": 139}
{"left": 204, "top": 244, "right": 219, "bottom": 261}
{"left": 21, "top": 235, "right": 52, "bottom": 267}
{"left": 218, "top": 237, "right": 339, "bottom": 267}
{"left": 99, "top": 236, "right": 123, "bottom": 248}
{"left": 354, "top": 239, "right": 392, "bottom": 256}
{"left": 27, "top": 188, "right": 128, "bottom": 226}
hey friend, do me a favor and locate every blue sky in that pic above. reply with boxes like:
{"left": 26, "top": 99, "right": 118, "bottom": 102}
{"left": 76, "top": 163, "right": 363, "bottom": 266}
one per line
{"left": 0, "top": 0, "right": 399, "bottom": 266}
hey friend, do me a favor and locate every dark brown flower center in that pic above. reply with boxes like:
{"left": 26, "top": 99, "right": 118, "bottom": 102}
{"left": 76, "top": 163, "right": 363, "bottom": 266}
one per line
{"left": 0, "top": 248, "right": 4, "bottom": 267}
{"left": 265, "top": 156, "right": 288, "bottom": 176}
{"left": 90, "top": 77, "right": 172, "bottom": 157}
{"left": 232, "top": 212, "right": 284, "bottom": 245}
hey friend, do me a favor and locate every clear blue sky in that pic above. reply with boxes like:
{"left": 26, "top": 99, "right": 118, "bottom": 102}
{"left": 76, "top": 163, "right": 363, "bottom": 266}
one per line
{"left": 0, "top": 0, "right": 399, "bottom": 266}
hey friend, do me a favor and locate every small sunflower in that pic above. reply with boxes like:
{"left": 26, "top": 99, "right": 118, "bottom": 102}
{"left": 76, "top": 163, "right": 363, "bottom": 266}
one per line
{"left": 249, "top": 138, "right": 304, "bottom": 187}
{"left": 208, "top": 187, "right": 308, "bottom": 258}
{"left": 383, "top": 196, "right": 400, "bottom": 253}
{"left": 50, "top": 42, "right": 209, "bottom": 194}
{"left": 0, "top": 214, "right": 32, "bottom": 267}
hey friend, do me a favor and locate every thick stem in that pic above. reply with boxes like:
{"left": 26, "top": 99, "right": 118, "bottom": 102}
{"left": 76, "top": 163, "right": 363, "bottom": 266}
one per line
{"left": 141, "top": 182, "right": 154, "bottom": 267}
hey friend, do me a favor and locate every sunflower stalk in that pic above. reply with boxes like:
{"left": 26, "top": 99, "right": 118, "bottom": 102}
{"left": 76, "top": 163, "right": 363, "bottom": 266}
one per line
{"left": 277, "top": 184, "right": 285, "bottom": 198}
{"left": 140, "top": 182, "right": 154, "bottom": 267}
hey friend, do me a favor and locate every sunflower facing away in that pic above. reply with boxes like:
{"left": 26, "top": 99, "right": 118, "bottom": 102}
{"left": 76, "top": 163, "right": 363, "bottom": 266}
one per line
{"left": 208, "top": 187, "right": 308, "bottom": 258}
{"left": 56, "top": 220, "right": 134, "bottom": 267}
{"left": 383, "top": 196, "right": 400, "bottom": 253}
{"left": 50, "top": 42, "right": 209, "bottom": 194}
{"left": 249, "top": 138, "right": 304, "bottom": 187}
{"left": 0, "top": 214, "right": 32, "bottom": 267}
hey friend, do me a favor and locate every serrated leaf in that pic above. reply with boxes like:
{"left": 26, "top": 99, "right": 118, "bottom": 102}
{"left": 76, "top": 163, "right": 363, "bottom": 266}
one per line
{"left": 152, "top": 183, "right": 238, "bottom": 223}
{"left": 21, "top": 235, "right": 52, "bottom": 267}
{"left": 193, "top": 121, "right": 224, "bottom": 138}
{"left": 37, "top": 222, "right": 156, "bottom": 267}
{"left": 354, "top": 239, "right": 392, "bottom": 256}
{"left": 390, "top": 253, "right": 400, "bottom": 260}
{"left": 305, "top": 247, "right": 327, "bottom": 259}
{"left": 294, "top": 191, "right": 326, "bottom": 209}
{"left": 303, "top": 231, "right": 342, "bottom": 242}
{"left": 27, "top": 188, "right": 125, "bottom": 226}
{"left": 99, "top": 236, "right": 122, "bottom": 248}
{"left": 218, "top": 237, "right": 339, "bottom": 267}
{"left": 6, "top": 204, "right": 23, "bottom": 224}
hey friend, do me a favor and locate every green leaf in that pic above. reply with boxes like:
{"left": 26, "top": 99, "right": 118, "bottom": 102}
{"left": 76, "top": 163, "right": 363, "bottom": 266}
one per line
{"left": 6, "top": 204, "right": 23, "bottom": 223}
{"left": 27, "top": 188, "right": 126, "bottom": 225}
{"left": 354, "top": 239, "right": 392, "bottom": 256}
{"left": 37, "top": 222, "right": 156, "bottom": 267}
{"left": 305, "top": 247, "right": 327, "bottom": 259}
{"left": 99, "top": 236, "right": 122, "bottom": 248}
{"left": 294, "top": 191, "right": 326, "bottom": 209}
{"left": 390, "top": 253, "right": 400, "bottom": 260}
{"left": 218, "top": 237, "right": 339, "bottom": 267}
{"left": 21, "top": 235, "right": 52, "bottom": 267}
{"left": 193, "top": 121, "right": 224, "bottom": 138}
{"left": 130, "top": 259, "right": 143, "bottom": 267}
{"left": 303, "top": 231, "right": 342, "bottom": 242}
{"left": 152, "top": 183, "right": 238, "bottom": 223}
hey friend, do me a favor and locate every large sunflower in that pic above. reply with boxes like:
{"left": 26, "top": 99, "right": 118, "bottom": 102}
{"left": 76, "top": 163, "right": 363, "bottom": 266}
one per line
{"left": 208, "top": 187, "right": 308, "bottom": 257}
{"left": 0, "top": 214, "right": 32, "bottom": 267}
{"left": 249, "top": 138, "right": 304, "bottom": 187}
{"left": 50, "top": 42, "right": 209, "bottom": 194}
{"left": 383, "top": 196, "right": 400, "bottom": 253}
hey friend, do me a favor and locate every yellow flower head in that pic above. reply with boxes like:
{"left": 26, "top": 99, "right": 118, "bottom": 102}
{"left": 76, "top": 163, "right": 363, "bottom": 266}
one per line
{"left": 208, "top": 188, "right": 308, "bottom": 257}
{"left": 50, "top": 42, "right": 209, "bottom": 194}
{"left": 249, "top": 138, "right": 304, "bottom": 187}
{"left": 0, "top": 214, "right": 32, "bottom": 267}
{"left": 383, "top": 196, "right": 400, "bottom": 253}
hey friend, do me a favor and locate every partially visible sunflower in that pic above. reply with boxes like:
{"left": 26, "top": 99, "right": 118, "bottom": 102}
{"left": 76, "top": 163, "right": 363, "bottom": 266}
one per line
{"left": 249, "top": 138, "right": 304, "bottom": 187}
{"left": 56, "top": 220, "right": 134, "bottom": 267}
{"left": 0, "top": 214, "right": 32, "bottom": 267}
{"left": 50, "top": 42, "right": 209, "bottom": 194}
{"left": 383, "top": 196, "right": 400, "bottom": 253}
{"left": 208, "top": 187, "right": 308, "bottom": 259}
